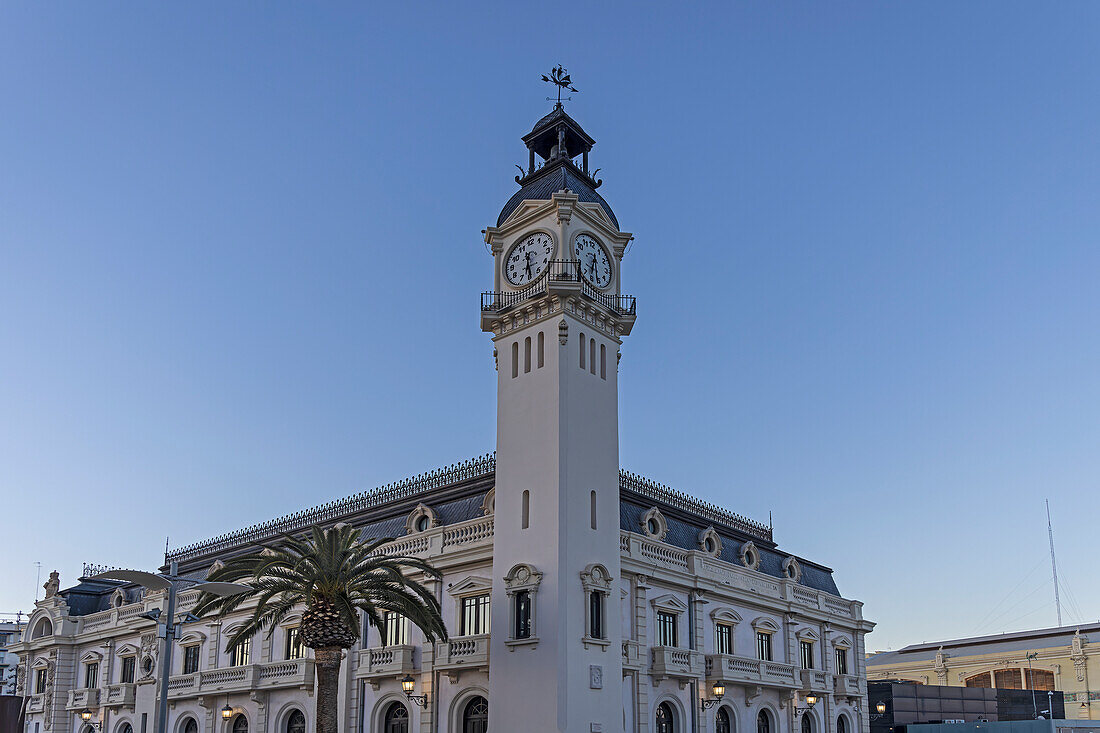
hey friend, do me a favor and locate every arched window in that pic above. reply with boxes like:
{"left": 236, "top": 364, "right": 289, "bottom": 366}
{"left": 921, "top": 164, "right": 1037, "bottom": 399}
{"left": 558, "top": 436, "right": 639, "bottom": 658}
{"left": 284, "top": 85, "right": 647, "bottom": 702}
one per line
{"left": 511, "top": 342, "right": 519, "bottom": 379}
{"left": 837, "top": 717, "right": 847, "bottom": 733}
{"left": 286, "top": 711, "right": 306, "bottom": 733}
{"left": 232, "top": 715, "right": 248, "bottom": 733}
{"left": 32, "top": 617, "right": 52, "bottom": 639}
{"left": 183, "top": 718, "right": 199, "bottom": 733}
{"left": 655, "top": 702, "right": 675, "bottom": 733}
{"left": 462, "top": 696, "right": 488, "bottom": 733}
{"left": 384, "top": 702, "right": 409, "bottom": 733}
{"left": 717, "top": 708, "right": 732, "bottom": 733}
{"left": 524, "top": 336, "right": 531, "bottom": 373}
{"left": 589, "top": 339, "right": 596, "bottom": 374}
{"left": 801, "top": 714, "right": 813, "bottom": 733}
{"left": 757, "top": 710, "right": 770, "bottom": 733}
{"left": 579, "top": 333, "right": 586, "bottom": 368}
{"left": 537, "top": 331, "right": 544, "bottom": 368}
{"left": 120, "top": 724, "right": 134, "bottom": 733}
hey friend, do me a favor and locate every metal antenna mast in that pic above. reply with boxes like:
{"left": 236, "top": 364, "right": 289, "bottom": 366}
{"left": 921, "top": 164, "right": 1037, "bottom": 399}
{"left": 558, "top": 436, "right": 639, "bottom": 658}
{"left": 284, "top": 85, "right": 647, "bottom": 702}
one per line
{"left": 1046, "top": 499, "right": 1062, "bottom": 627}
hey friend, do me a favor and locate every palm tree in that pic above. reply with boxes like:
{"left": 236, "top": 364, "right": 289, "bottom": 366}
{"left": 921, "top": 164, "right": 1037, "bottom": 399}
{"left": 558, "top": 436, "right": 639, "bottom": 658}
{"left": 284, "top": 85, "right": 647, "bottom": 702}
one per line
{"left": 193, "top": 523, "right": 448, "bottom": 733}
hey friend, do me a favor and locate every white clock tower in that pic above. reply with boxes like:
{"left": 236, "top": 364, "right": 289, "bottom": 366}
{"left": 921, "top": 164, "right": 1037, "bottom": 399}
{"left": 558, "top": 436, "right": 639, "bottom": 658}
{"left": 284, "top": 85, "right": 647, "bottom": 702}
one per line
{"left": 482, "top": 100, "right": 635, "bottom": 732}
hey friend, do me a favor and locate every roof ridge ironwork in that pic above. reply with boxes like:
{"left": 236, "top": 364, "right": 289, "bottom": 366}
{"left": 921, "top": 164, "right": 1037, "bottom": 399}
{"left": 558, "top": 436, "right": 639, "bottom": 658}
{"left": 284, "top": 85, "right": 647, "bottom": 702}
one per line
{"left": 167, "top": 453, "right": 497, "bottom": 562}
{"left": 619, "top": 470, "right": 773, "bottom": 542}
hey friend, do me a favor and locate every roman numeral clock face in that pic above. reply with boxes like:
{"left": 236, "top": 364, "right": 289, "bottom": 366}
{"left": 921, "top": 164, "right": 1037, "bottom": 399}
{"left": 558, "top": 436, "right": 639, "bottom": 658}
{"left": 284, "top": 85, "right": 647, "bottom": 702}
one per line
{"left": 574, "top": 234, "right": 612, "bottom": 288}
{"left": 505, "top": 232, "right": 554, "bottom": 286}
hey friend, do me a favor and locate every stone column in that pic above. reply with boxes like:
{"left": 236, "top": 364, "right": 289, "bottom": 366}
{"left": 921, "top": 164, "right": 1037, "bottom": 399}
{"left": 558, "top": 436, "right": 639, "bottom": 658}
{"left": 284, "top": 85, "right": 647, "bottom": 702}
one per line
{"left": 634, "top": 574, "right": 650, "bottom": 733}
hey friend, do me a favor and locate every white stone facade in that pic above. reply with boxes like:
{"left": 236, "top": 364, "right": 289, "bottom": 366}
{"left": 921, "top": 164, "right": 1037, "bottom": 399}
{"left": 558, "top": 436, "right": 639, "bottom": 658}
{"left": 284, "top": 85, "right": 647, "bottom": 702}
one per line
{"left": 10, "top": 104, "right": 874, "bottom": 733}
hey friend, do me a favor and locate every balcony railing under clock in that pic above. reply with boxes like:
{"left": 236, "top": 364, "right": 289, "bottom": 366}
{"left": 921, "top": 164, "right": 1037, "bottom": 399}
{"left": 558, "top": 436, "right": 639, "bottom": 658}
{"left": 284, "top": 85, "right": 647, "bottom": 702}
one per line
{"left": 481, "top": 260, "right": 636, "bottom": 317}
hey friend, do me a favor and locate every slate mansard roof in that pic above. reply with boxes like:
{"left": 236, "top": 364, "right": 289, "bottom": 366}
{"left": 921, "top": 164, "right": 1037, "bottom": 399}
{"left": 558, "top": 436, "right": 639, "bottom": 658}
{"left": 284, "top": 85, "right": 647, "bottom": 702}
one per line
{"left": 66, "top": 454, "right": 841, "bottom": 615}
{"left": 497, "top": 163, "right": 619, "bottom": 229}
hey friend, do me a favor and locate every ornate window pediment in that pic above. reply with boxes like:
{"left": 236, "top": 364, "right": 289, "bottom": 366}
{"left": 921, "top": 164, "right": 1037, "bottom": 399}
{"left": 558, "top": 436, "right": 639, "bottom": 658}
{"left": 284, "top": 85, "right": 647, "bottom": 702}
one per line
{"left": 31, "top": 656, "right": 50, "bottom": 670}
{"left": 177, "top": 631, "right": 207, "bottom": 646}
{"left": 699, "top": 527, "right": 723, "bottom": 556}
{"left": 710, "top": 607, "right": 743, "bottom": 626}
{"left": 740, "top": 542, "right": 761, "bottom": 571}
{"left": 406, "top": 503, "right": 440, "bottom": 535}
{"left": 503, "top": 564, "right": 543, "bottom": 592}
{"left": 796, "top": 627, "right": 819, "bottom": 642}
{"left": 447, "top": 575, "right": 492, "bottom": 597}
{"left": 751, "top": 616, "right": 781, "bottom": 633}
{"left": 641, "top": 507, "right": 668, "bottom": 541}
{"left": 80, "top": 650, "right": 104, "bottom": 664}
{"left": 650, "top": 593, "right": 689, "bottom": 615}
{"left": 579, "top": 564, "right": 613, "bottom": 593}
{"left": 832, "top": 636, "right": 852, "bottom": 650}
{"left": 115, "top": 643, "right": 139, "bottom": 657}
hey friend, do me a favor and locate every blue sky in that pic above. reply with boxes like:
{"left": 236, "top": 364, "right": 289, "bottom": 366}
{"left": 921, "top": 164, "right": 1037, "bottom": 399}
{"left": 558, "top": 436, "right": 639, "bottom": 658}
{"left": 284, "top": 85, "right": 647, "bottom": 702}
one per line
{"left": 2, "top": 2, "right": 1098, "bottom": 648}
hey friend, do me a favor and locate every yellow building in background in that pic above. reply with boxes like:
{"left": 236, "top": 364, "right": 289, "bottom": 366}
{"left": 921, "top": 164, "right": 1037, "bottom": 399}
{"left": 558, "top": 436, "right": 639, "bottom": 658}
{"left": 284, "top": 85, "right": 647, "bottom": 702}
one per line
{"left": 867, "top": 623, "right": 1099, "bottom": 720}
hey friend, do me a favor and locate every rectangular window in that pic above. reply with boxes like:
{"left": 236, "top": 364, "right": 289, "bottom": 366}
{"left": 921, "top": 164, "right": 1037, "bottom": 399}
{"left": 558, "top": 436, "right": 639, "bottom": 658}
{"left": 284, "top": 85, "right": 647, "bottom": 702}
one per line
{"left": 183, "top": 645, "right": 200, "bottom": 674}
{"left": 834, "top": 648, "right": 849, "bottom": 676}
{"left": 757, "top": 632, "right": 773, "bottom": 661}
{"left": 589, "top": 592, "right": 604, "bottom": 639}
{"left": 657, "top": 611, "right": 678, "bottom": 647}
{"left": 230, "top": 637, "right": 252, "bottom": 667}
{"left": 461, "top": 594, "right": 491, "bottom": 635}
{"left": 84, "top": 662, "right": 98, "bottom": 689}
{"left": 800, "top": 640, "right": 815, "bottom": 669}
{"left": 35, "top": 668, "right": 47, "bottom": 694}
{"left": 285, "top": 627, "right": 304, "bottom": 659}
{"left": 715, "top": 623, "right": 733, "bottom": 655}
{"left": 382, "top": 613, "right": 409, "bottom": 647}
{"left": 120, "top": 656, "right": 135, "bottom": 684}
{"left": 514, "top": 590, "right": 531, "bottom": 639}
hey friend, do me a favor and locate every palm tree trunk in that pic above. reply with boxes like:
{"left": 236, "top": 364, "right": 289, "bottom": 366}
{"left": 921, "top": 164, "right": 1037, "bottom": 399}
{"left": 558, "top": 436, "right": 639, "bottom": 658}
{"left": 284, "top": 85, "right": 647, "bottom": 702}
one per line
{"left": 314, "top": 646, "right": 343, "bottom": 733}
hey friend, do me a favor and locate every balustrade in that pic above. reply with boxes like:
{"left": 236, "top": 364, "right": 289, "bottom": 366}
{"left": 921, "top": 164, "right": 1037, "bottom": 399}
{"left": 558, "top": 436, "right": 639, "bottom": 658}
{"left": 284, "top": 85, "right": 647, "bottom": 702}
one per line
{"left": 355, "top": 645, "right": 416, "bottom": 679}
{"left": 706, "top": 654, "right": 798, "bottom": 688}
{"left": 650, "top": 646, "right": 704, "bottom": 681}
{"left": 434, "top": 634, "right": 490, "bottom": 671}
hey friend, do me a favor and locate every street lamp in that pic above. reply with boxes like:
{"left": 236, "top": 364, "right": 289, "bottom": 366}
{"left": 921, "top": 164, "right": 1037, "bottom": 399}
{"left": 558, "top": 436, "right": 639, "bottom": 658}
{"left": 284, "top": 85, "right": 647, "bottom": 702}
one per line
{"left": 79, "top": 709, "right": 101, "bottom": 730}
{"left": 401, "top": 675, "right": 428, "bottom": 708}
{"left": 701, "top": 681, "right": 726, "bottom": 711}
{"left": 876, "top": 703, "right": 887, "bottom": 714}
{"left": 90, "top": 563, "right": 250, "bottom": 733}
{"left": 221, "top": 705, "right": 234, "bottom": 721}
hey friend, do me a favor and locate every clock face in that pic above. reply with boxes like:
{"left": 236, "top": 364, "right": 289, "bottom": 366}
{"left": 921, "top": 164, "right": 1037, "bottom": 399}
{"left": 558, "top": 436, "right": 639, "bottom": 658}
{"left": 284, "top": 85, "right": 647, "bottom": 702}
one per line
{"left": 504, "top": 232, "right": 554, "bottom": 286}
{"left": 574, "top": 234, "right": 612, "bottom": 288}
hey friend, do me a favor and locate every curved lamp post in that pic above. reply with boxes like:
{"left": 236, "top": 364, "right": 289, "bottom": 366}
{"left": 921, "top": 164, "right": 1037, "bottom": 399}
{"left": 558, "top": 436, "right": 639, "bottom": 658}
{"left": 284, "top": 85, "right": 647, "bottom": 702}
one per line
{"left": 91, "top": 563, "right": 250, "bottom": 733}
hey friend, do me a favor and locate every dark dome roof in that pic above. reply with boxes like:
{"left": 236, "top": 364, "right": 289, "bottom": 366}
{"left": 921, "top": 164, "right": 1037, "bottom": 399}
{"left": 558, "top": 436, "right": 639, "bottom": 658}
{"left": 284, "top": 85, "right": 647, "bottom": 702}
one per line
{"left": 497, "top": 164, "right": 618, "bottom": 228}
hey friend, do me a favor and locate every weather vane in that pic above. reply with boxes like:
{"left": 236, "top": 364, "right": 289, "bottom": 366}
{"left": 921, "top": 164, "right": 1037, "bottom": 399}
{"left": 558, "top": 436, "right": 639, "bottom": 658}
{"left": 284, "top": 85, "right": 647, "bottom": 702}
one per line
{"left": 542, "top": 65, "right": 578, "bottom": 106}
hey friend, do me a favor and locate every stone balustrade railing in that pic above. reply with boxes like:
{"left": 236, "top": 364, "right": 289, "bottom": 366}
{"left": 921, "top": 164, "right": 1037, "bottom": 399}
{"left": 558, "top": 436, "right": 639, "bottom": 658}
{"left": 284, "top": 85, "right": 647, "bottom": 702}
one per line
{"left": 706, "top": 654, "right": 798, "bottom": 687}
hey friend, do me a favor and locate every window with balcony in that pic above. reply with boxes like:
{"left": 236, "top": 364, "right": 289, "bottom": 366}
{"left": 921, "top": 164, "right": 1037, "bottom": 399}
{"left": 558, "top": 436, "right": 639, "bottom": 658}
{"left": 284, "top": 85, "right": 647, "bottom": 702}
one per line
{"left": 461, "top": 594, "right": 490, "bottom": 636}
{"left": 715, "top": 623, "right": 733, "bottom": 655}
{"left": 182, "top": 645, "right": 200, "bottom": 674}
{"left": 84, "top": 662, "right": 98, "bottom": 689}
{"left": 35, "top": 668, "right": 47, "bottom": 694}
{"left": 230, "top": 637, "right": 252, "bottom": 667}
{"left": 834, "top": 648, "right": 848, "bottom": 676}
{"left": 285, "top": 627, "right": 304, "bottom": 659}
{"left": 757, "top": 632, "right": 773, "bottom": 661}
{"left": 382, "top": 613, "right": 409, "bottom": 647}
{"left": 514, "top": 591, "right": 531, "bottom": 639}
{"left": 657, "top": 612, "right": 678, "bottom": 647}
{"left": 120, "top": 656, "right": 135, "bottom": 684}
{"left": 800, "top": 640, "right": 815, "bottom": 669}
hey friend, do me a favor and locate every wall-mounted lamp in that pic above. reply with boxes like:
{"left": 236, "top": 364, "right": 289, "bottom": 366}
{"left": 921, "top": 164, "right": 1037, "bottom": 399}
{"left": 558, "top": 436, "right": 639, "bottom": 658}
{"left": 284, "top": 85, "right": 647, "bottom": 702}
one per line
{"left": 401, "top": 675, "right": 428, "bottom": 708}
{"left": 794, "top": 694, "right": 818, "bottom": 716}
{"left": 78, "top": 709, "right": 102, "bottom": 730}
{"left": 701, "top": 681, "right": 726, "bottom": 711}
{"left": 221, "top": 705, "right": 234, "bottom": 721}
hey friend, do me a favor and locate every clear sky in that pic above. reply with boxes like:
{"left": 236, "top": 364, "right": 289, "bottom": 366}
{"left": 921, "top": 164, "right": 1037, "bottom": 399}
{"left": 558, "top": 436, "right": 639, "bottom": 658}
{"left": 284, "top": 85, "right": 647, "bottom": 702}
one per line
{"left": 2, "top": 2, "right": 1098, "bottom": 649}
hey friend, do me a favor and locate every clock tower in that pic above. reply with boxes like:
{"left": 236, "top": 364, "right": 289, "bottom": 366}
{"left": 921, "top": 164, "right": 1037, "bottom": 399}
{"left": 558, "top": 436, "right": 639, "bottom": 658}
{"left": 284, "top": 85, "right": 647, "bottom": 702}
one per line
{"left": 482, "top": 99, "right": 635, "bottom": 732}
